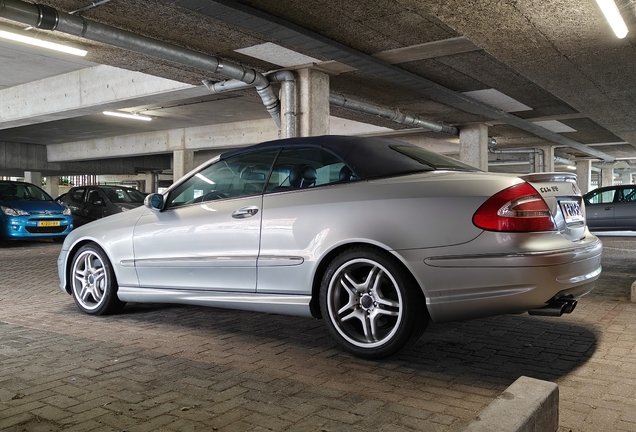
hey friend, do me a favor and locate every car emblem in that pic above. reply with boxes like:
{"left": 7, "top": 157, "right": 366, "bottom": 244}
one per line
{"left": 44, "top": 210, "right": 50, "bottom": 215}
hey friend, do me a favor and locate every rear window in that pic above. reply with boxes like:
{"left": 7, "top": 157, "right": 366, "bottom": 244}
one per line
{"left": 391, "top": 145, "right": 479, "bottom": 171}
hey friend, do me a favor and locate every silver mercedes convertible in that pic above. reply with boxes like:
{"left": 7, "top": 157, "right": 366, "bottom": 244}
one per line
{"left": 58, "top": 135, "right": 602, "bottom": 358}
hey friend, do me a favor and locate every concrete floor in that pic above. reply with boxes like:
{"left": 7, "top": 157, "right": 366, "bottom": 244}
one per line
{"left": 0, "top": 235, "right": 635, "bottom": 431}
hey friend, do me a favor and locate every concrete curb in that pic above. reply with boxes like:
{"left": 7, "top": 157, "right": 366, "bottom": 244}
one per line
{"left": 463, "top": 376, "right": 559, "bottom": 432}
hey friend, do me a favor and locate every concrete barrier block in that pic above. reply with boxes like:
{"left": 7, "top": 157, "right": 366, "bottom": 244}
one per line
{"left": 631, "top": 280, "right": 636, "bottom": 302}
{"left": 464, "top": 376, "right": 558, "bottom": 432}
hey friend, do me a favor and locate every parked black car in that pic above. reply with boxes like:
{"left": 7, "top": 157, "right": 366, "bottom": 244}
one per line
{"left": 60, "top": 185, "right": 147, "bottom": 226}
{"left": 583, "top": 184, "right": 636, "bottom": 231}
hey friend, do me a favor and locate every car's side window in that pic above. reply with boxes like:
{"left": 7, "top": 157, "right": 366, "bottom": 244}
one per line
{"left": 86, "top": 189, "right": 103, "bottom": 204}
{"left": 586, "top": 189, "right": 616, "bottom": 204}
{"left": 165, "top": 150, "right": 279, "bottom": 209}
{"left": 70, "top": 188, "right": 86, "bottom": 204}
{"left": 617, "top": 187, "right": 636, "bottom": 202}
{"left": 265, "top": 147, "right": 356, "bottom": 193}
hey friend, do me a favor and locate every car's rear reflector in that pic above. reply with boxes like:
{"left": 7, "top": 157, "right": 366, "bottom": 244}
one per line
{"left": 473, "top": 182, "right": 557, "bottom": 232}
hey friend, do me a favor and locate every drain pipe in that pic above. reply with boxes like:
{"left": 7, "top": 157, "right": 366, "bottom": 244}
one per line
{"left": 489, "top": 147, "right": 545, "bottom": 173}
{"left": 268, "top": 71, "right": 296, "bottom": 139}
{"left": 201, "top": 78, "right": 458, "bottom": 137}
{"left": 203, "top": 70, "right": 296, "bottom": 138}
{"left": 0, "top": 0, "right": 281, "bottom": 127}
{"left": 329, "top": 93, "right": 458, "bottom": 136}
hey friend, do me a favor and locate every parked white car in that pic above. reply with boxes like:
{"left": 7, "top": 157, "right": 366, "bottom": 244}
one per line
{"left": 58, "top": 135, "right": 602, "bottom": 358}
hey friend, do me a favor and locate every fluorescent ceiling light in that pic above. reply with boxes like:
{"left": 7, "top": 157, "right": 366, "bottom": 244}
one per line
{"left": 596, "top": 0, "right": 629, "bottom": 39}
{"left": 0, "top": 30, "right": 87, "bottom": 56}
{"left": 235, "top": 42, "right": 321, "bottom": 67}
{"left": 103, "top": 111, "right": 152, "bottom": 121}
{"left": 462, "top": 89, "right": 532, "bottom": 112}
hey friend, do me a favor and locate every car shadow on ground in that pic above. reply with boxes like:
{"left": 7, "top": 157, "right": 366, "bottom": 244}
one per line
{"left": 93, "top": 300, "right": 598, "bottom": 386}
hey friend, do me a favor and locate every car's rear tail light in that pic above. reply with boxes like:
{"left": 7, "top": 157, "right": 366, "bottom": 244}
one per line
{"left": 473, "top": 182, "right": 557, "bottom": 232}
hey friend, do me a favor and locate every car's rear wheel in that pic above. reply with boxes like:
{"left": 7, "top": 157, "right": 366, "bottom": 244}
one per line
{"left": 320, "top": 247, "right": 429, "bottom": 359}
{"left": 70, "top": 244, "right": 125, "bottom": 315}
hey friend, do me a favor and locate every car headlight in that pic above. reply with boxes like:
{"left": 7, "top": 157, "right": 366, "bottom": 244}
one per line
{"left": 63, "top": 207, "right": 72, "bottom": 215}
{"left": 1, "top": 206, "right": 29, "bottom": 216}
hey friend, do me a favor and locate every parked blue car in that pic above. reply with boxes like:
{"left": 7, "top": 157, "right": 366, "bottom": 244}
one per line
{"left": 0, "top": 181, "right": 74, "bottom": 241}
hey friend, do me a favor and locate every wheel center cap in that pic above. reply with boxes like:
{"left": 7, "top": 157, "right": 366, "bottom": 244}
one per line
{"left": 360, "top": 294, "right": 374, "bottom": 309}
{"left": 88, "top": 274, "right": 95, "bottom": 284}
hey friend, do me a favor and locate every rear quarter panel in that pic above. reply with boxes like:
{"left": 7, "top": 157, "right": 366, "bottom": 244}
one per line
{"left": 257, "top": 171, "right": 518, "bottom": 295}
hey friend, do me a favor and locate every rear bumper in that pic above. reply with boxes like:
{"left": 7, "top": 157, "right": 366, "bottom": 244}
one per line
{"left": 400, "top": 233, "right": 603, "bottom": 323}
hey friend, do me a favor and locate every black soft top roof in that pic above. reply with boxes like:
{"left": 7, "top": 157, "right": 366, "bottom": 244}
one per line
{"left": 221, "top": 135, "right": 447, "bottom": 180}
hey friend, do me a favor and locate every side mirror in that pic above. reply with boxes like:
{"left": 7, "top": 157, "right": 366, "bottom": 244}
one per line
{"left": 144, "top": 193, "right": 164, "bottom": 211}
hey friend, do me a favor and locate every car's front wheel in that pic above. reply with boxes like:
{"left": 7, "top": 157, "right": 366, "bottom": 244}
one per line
{"left": 320, "top": 247, "right": 429, "bottom": 359}
{"left": 70, "top": 244, "right": 125, "bottom": 315}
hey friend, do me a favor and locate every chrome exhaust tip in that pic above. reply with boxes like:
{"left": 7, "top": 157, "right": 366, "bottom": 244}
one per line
{"left": 528, "top": 298, "right": 577, "bottom": 317}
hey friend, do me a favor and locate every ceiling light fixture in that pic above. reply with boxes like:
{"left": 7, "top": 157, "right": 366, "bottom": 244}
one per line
{"left": 595, "top": 0, "right": 629, "bottom": 39}
{"left": 103, "top": 111, "right": 152, "bottom": 121}
{"left": 0, "top": 29, "right": 87, "bottom": 56}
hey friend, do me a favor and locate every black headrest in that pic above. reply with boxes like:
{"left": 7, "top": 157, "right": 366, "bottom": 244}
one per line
{"left": 290, "top": 165, "right": 317, "bottom": 188}
{"left": 339, "top": 166, "right": 353, "bottom": 181}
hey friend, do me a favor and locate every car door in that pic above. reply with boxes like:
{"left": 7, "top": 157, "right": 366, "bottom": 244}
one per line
{"left": 84, "top": 188, "right": 107, "bottom": 221}
{"left": 613, "top": 186, "right": 636, "bottom": 230}
{"left": 65, "top": 188, "right": 90, "bottom": 226}
{"left": 584, "top": 187, "right": 616, "bottom": 230}
{"left": 258, "top": 146, "right": 355, "bottom": 295}
{"left": 132, "top": 150, "right": 278, "bottom": 292}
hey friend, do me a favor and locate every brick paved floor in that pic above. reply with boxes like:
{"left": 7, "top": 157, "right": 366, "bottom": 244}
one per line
{"left": 0, "top": 236, "right": 634, "bottom": 431}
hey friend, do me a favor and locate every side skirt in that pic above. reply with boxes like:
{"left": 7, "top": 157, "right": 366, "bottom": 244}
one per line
{"left": 117, "top": 286, "right": 313, "bottom": 317}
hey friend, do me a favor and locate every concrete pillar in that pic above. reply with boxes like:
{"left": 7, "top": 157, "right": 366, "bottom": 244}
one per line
{"left": 459, "top": 124, "right": 488, "bottom": 171}
{"left": 297, "top": 68, "right": 330, "bottom": 137}
{"left": 173, "top": 150, "right": 194, "bottom": 182}
{"left": 145, "top": 172, "right": 157, "bottom": 194}
{"left": 601, "top": 168, "right": 614, "bottom": 187}
{"left": 576, "top": 160, "right": 592, "bottom": 194}
{"left": 24, "top": 171, "right": 42, "bottom": 188}
{"left": 45, "top": 176, "right": 60, "bottom": 198}
{"left": 619, "top": 169, "right": 632, "bottom": 185}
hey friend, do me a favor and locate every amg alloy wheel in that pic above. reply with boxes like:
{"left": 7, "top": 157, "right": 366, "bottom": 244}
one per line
{"left": 320, "top": 247, "right": 428, "bottom": 359}
{"left": 70, "top": 244, "right": 125, "bottom": 315}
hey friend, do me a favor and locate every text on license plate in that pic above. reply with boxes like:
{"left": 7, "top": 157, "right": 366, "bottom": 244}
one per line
{"left": 560, "top": 200, "right": 584, "bottom": 224}
{"left": 38, "top": 221, "right": 60, "bottom": 227}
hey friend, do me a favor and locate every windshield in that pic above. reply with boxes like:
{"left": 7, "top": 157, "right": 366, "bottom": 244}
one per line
{"left": 104, "top": 188, "right": 146, "bottom": 203}
{"left": 0, "top": 182, "right": 52, "bottom": 201}
{"left": 391, "top": 145, "right": 480, "bottom": 171}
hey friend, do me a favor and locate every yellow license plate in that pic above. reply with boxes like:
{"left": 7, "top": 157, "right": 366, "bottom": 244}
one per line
{"left": 38, "top": 221, "right": 60, "bottom": 227}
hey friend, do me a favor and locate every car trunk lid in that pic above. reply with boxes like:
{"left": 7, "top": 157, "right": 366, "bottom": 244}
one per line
{"left": 520, "top": 172, "right": 586, "bottom": 242}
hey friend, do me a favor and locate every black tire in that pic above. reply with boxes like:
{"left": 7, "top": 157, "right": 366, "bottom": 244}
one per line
{"left": 70, "top": 243, "right": 125, "bottom": 315}
{"left": 320, "top": 247, "right": 429, "bottom": 359}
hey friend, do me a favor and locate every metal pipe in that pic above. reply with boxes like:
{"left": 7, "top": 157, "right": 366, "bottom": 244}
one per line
{"left": 204, "top": 70, "right": 296, "bottom": 137}
{"left": 329, "top": 93, "right": 459, "bottom": 136}
{"left": 554, "top": 156, "right": 574, "bottom": 166}
{"left": 0, "top": 0, "right": 281, "bottom": 127}
{"left": 268, "top": 71, "right": 296, "bottom": 139}
{"left": 489, "top": 147, "right": 545, "bottom": 173}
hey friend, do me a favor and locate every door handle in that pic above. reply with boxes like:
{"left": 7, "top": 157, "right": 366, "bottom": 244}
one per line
{"left": 604, "top": 207, "right": 612, "bottom": 210}
{"left": 232, "top": 206, "right": 259, "bottom": 219}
